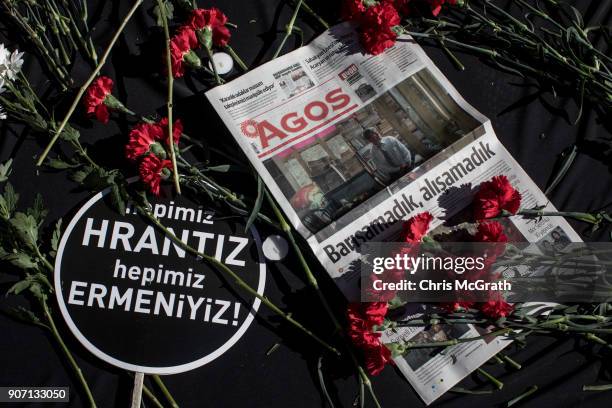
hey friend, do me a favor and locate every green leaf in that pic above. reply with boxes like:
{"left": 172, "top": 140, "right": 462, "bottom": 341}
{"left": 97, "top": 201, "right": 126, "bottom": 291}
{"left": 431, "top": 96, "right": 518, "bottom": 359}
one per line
{"left": 545, "top": 145, "right": 577, "bottom": 196}
{"left": 246, "top": 176, "right": 264, "bottom": 232}
{"left": 5, "top": 306, "right": 46, "bottom": 328}
{"left": 152, "top": 0, "right": 174, "bottom": 26}
{"left": 206, "top": 164, "right": 235, "bottom": 173}
{"left": 70, "top": 165, "right": 95, "bottom": 184}
{"left": 0, "top": 182, "right": 19, "bottom": 219}
{"left": 7, "top": 279, "right": 32, "bottom": 295}
{"left": 110, "top": 183, "right": 126, "bottom": 215}
{"left": 27, "top": 194, "right": 48, "bottom": 224}
{"left": 28, "top": 281, "right": 48, "bottom": 301}
{"left": 196, "top": 28, "right": 213, "bottom": 50}
{"left": 0, "top": 159, "right": 12, "bottom": 182}
{"left": 10, "top": 212, "right": 39, "bottom": 248}
{"left": 59, "top": 125, "right": 80, "bottom": 142}
{"left": 51, "top": 218, "right": 62, "bottom": 253}
{"left": 4, "top": 252, "right": 38, "bottom": 269}
{"left": 388, "top": 295, "right": 407, "bottom": 310}
{"left": 47, "top": 158, "right": 78, "bottom": 169}
{"left": 33, "top": 272, "right": 53, "bottom": 292}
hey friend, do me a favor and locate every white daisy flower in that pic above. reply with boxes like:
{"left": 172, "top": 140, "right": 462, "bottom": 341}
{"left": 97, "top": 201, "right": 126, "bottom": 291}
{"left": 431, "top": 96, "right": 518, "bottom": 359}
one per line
{"left": 0, "top": 44, "right": 24, "bottom": 81}
{"left": 0, "top": 105, "right": 6, "bottom": 120}
{"left": 2, "top": 50, "right": 24, "bottom": 81}
{"left": 0, "top": 44, "right": 9, "bottom": 66}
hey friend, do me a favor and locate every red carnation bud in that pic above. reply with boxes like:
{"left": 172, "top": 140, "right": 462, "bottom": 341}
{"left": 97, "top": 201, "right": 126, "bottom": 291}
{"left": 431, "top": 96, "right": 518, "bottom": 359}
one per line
{"left": 364, "top": 342, "right": 394, "bottom": 375}
{"left": 139, "top": 154, "right": 172, "bottom": 196}
{"left": 401, "top": 211, "right": 434, "bottom": 243}
{"left": 159, "top": 117, "right": 183, "bottom": 145}
{"left": 189, "top": 8, "right": 231, "bottom": 48}
{"left": 169, "top": 26, "right": 201, "bottom": 77}
{"left": 358, "top": 2, "right": 402, "bottom": 55}
{"left": 473, "top": 175, "right": 522, "bottom": 220}
{"left": 126, "top": 122, "right": 164, "bottom": 161}
{"left": 479, "top": 292, "right": 513, "bottom": 319}
{"left": 441, "top": 301, "right": 474, "bottom": 313}
{"left": 346, "top": 302, "right": 394, "bottom": 375}
{"left": 428, "top": 0, "right": 458, "bottom": 17}
{"left": 474, "top": 221, "right": 508, "bottom": 243}
{"left": 126, "top": 117, "right": 182, "bottom": 161}
{"left": 83, "top": 76, "right": 114, "bottom": 124}
{"left": 342, "top": 0, "right": 368, "bottom": 21}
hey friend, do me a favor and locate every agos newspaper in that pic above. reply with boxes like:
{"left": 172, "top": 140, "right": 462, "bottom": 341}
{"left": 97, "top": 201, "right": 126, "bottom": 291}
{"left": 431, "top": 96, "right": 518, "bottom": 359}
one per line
{"left": 206, "top": 23, "right": 581, "bottom": 404}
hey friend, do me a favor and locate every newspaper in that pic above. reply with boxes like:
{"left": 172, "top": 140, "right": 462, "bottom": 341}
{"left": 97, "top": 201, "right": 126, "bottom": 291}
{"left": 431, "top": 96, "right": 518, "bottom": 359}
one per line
{"left": 206, "top": 23, "right": 582, "bottom": 405}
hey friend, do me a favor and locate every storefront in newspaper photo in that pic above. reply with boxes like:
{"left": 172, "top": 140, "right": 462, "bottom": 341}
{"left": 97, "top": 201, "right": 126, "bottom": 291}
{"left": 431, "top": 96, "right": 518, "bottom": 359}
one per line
{"left": 263, "top": 68, "right": 480, "bottom": 235}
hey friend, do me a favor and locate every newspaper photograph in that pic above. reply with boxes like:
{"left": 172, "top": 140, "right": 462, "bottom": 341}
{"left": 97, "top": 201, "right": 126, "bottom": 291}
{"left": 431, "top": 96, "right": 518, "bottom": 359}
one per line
{"left": 206, "top": 22, "right": 583, "bottom": 405}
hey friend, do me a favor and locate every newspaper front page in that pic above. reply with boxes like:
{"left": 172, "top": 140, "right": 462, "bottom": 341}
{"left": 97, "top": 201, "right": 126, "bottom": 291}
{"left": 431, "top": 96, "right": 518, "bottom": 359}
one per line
{"left": 206, "top": 23, "right": 582, "bottom": 404}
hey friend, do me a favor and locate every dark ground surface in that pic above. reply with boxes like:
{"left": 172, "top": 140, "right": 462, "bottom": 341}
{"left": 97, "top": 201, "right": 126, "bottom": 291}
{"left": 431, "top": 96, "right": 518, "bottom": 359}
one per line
{"left": 1, "top": 1, "right": 612, "bottom": 407}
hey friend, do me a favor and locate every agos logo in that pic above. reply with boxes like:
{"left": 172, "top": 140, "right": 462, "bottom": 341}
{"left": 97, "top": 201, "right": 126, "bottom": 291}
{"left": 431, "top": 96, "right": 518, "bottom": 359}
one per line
{"left": 240, "top": 88, "right": 352, "bottom": 149}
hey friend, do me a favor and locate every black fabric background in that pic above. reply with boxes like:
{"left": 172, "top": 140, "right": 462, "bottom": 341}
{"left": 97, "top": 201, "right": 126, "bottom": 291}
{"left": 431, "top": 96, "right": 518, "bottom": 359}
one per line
{"left": 1, "top": 1, "right": 612, "bottom": 407}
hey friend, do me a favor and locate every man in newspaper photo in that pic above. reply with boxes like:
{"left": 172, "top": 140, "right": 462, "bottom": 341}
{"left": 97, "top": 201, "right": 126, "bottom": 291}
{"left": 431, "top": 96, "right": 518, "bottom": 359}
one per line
{"left": 364, "top": 128, "right": 415, "bottom": 182}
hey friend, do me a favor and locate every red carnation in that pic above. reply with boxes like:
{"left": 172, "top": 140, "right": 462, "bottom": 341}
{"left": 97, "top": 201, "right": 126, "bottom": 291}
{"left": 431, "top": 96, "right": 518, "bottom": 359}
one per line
{"left": 139, "top": 154, "right": 172, "bottom": 196}
{"left": 347, "top": 302, "right": 394, "bottom": 375}
{"left": 83, "top": 76, "right": 114, "bottom": 123}
{"left": 169, "top": 26, "right": 200, "bottom": 77}
{"left": 159, "top": 117, "right": 183, "bottom": 145}
{"left": 474, "top": 221, "right": 508, "bottom": 243}
{"left": 367, "top": 263, "right": 406, "bottom": 302}
{"left": 361, "top": 27, "right": 398, "bottom": 55}
{"left": 364, "top": 342, "right": 394, "bottom": 375}
{"left": 401, "top": 212, "right": 433, "bottom": 242}
{"left": 362, "top": 302, "right": 388, "bottom": 327}
{"left": 126, "top": 122, "right": 164, "bottom": 161}
{"left": 347, "top": 302, "right": 389, "bottom": 331}
{"left": 441, "top": 301, "right": 474, "bottom": 313}
{"left": 342, "top": 0, "right": 367, "bottom": 21}
{"left": 347, "top": 303, "right": 384, "bottom": 348}
{"left": 359, "top": 2, "right": 401, "bottom": 55}
{"left": 480, "top": 294, "right": 513, "bottom": 319}
{"left": 126, "top": 118, "right": 183, "bottom": 161}
{"left": 473, "top": 175, "right": 521, "bottom": 220}
{"left": 428, "top": 0, "right": 457, "bottom": 16}
{"left": 189, "top": 8, "right": 231, "bottom": 48}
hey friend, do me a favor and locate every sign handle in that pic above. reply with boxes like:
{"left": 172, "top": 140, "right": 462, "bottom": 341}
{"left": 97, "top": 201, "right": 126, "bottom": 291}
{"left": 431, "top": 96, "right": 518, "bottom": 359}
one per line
{"left": 131, "top": 372, "right": 144, "bottom": 408}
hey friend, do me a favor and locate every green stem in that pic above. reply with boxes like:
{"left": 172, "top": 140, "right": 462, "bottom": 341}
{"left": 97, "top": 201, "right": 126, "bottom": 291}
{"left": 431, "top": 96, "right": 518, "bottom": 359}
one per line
{"left": 583, "top": 384, "right": 612, "bottom": 391}
{"left": 142, "top": 381, "right": 164, "bottom": 408}
{"left": 356, "top": 364, "right": 382, "bottom": 408}
{"left": 204, "top": 46, "right": 222, "bottom": 85}
{"left": 477, "top": 367, "right": 504, "bottom": 390}
{"left": 265, "top": 190, "right": 342, "bottom": 331}
{"left": 273, "top": 0, "right": 303, "bottom": 59}
{"left": 151, "top": 375, "right": 179, "bottom": 408}
{"left": 506, "top": 385, "right": 538, "bottom": 407}
{"left": 290, "top": 0, "right": 329, "bottom": 29}
{"left": 36, "top": 0, "right": 144, "bottom": 166}
{"left": 265, "top": 189, "right": 382, "bottom": 406}
{"left": 135, "top": 203, "right": 340, "bottom": 356}
{"left": 41, "top": 300, "right": 97, "bottom": 407}
{"left": 501, "top": 354, "right": 522, "bottom": 370}
{"left": 224, "top": 45, "right": 248, "bottom": 71}
{"left": 157, "top": 0, "right": 181, "bottom": 195}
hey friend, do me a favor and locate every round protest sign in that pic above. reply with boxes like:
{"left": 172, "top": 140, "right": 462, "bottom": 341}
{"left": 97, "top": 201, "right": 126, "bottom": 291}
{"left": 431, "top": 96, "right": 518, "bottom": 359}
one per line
{"left": 54, "top": 188, "right": 266, "bottom": 374}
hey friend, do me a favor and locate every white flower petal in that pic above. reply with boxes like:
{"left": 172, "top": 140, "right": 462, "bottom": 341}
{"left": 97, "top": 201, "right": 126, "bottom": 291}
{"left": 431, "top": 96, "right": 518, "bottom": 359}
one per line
{"left": 0, "top": 44, "right": 9, "bottom": 65}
